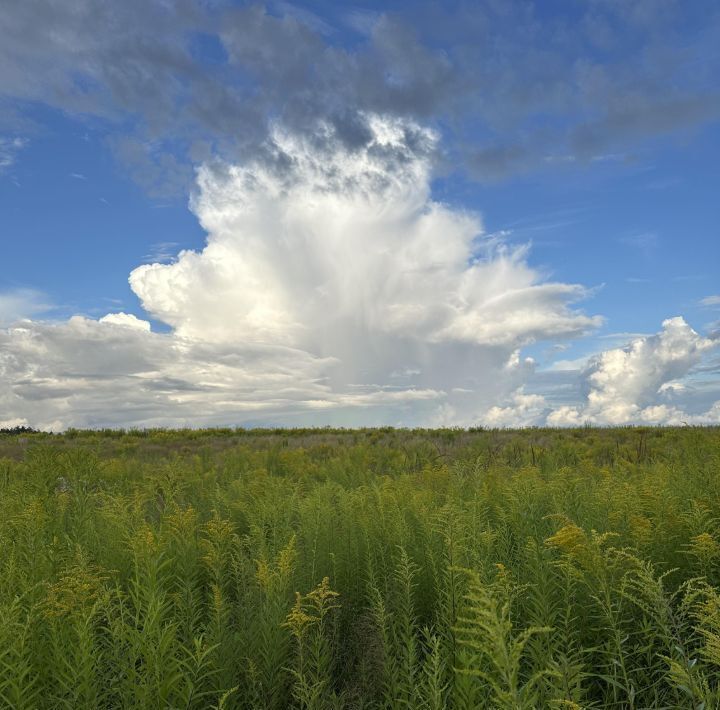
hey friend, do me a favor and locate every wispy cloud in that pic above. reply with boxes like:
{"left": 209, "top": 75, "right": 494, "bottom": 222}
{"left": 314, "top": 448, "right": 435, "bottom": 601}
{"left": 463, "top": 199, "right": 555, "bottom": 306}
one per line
{"left": 0, "top": 288, "right": 52, "bottom": 324}
{"left": 590, "top": 153, "right": 627, "bottom": 163}
{"left": 619, "top": 231, "right": 659, "bottom": 253}
{"left": 143, "top": 242, "right": 180, "bottom": 264}
{"left": 0, "top": 136, "right": 27, "bottom": 173}
{"left": 644, "top": 176, "right": 682, "bottom": 190}
{"left": 673, "top": 274, "right": 706, "bottom": 282}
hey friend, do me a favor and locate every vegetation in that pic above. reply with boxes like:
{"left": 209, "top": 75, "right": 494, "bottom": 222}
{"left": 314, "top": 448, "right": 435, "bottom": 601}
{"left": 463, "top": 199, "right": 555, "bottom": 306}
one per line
{"left": 1, "top": 425, "right": 719, "bottom": 709}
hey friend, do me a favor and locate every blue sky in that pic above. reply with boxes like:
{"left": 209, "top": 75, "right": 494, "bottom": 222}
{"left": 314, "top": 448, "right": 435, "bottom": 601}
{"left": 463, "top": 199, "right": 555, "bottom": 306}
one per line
{"left": 0, "top": 0, "right": 719, "bottom": 429}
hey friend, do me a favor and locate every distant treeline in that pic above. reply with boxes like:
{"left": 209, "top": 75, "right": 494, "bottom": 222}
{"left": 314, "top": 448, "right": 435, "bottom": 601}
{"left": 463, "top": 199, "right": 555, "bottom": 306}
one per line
{"left": 0, "top": 425, "right": 39, "bottom": 435}
{"left": 0, "top": 422, "right": 715, "bottom": 439}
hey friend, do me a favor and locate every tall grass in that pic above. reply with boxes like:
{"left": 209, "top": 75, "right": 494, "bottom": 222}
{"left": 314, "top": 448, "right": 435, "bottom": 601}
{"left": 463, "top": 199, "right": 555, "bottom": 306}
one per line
{"left": 0, "top": 425, "right": 719, "bottom": 708}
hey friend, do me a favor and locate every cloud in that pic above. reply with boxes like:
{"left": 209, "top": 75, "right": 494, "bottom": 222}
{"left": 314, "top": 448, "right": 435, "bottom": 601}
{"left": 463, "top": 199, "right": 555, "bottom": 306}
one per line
{"left": 0, "top": 417, "right": 28, "bottom": 429}
{"left": 1, "top": 1, "right": 719, "bottom": 190}
{"left": 98, "top": 312, "right": 151, "bottom": 331}
{"left": 0, "top": 136, "right": 26, "bottom": 172}
{"left": 481, "top": 391, "right": 548, "bottom": 428}
{"left": 129, "top": 117, "right": 600, "bottom": 351}
{"left": 619, "top": 232, "right": 659, "bottom": 255}
{"left": 0, "top": 315, "right": 335, "bottom": 430}
{"left": 0, "top": 117, "right": 602, "bottom": 429}
{"left": 477, "top": 317, "right": 720, "bottom": 427}
{"left": 700, "top": 295, "right": 720, "bottom": 307}
{"left": 0, "top": 288, "right": 52, "bottom": 324}
{"left": 142, "top": 241, "right": 181, "bottom": 264}
{"left": 546, "top": 317, "right": 719, "bottom": 426}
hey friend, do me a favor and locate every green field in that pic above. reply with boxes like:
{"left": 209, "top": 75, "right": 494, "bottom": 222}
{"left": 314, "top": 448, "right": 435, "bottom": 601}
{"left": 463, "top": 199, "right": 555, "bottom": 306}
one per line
{"left": 1, "top": 426, "right": 719, "bottom": 709}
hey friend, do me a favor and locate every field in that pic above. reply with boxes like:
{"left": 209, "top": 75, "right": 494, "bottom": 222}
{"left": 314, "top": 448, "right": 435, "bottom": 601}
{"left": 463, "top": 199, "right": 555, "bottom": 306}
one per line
{"left": 1, "top": 426, "right": 719, "bottom": 709}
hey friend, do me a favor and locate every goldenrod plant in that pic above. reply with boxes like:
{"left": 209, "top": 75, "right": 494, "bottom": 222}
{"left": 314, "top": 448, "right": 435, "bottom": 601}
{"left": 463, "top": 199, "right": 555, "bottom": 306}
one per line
{"left": 0, "top": 425, "right": 719, "bottom": 708}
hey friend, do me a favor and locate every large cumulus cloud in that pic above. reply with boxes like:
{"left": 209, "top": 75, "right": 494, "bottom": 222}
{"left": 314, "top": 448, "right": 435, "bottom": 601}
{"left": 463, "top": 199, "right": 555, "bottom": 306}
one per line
{"left": 482, "top": 317, "right": 720, "bottom": 427}
{"left": 130, "top": 117, "right": 600, "bottom": 350}
{"left": 547, "top": 317, "right": 719, "bottom": 426}
{"left": 0, "top": 117, "right": 605, "bottom": 429}
{"left": 3, "top": 117, "right": 718, "bottom": 429}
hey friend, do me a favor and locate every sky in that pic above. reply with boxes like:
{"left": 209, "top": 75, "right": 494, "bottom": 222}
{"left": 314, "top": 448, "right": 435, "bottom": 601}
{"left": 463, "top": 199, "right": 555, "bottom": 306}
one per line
{"left": 0, "top": 0, "right": 719, "bottom": 430}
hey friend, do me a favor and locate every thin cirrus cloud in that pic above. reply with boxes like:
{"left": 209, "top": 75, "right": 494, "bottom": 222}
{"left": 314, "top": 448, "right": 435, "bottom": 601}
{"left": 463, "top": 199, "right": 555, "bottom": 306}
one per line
{"left": 1, "top": 116, "right": 608, "bottom": 429}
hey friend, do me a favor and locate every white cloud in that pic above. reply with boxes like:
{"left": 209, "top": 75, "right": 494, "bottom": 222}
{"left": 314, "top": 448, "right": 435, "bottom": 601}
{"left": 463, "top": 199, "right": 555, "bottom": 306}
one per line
{"left": 3, "top": 117, "right": 718, "bottom": 430}
{"left": 99, "top": 312, "right": 151, "bottom": 331}
{"left": 700, "top": 295, "right": 720, "bottom": 307}
{"left": 0, "top": 417, "right": 28, "bottom": 429}
{"left": 130, "top": 117, "right": 600, "bottom": 351}
{"left": 0, "top": 316, "right": 335, "bottom": 430}
{"left": 0, "top": 137, "right": 27, "bottom": 172}
{"left": 547, "top": 355, "right": 593, "bottom": 371}
{"left": 0, "top": 116, "right": 610, "bottom": 429}
{"left": 0, "top": 288, "right": 52, "bottom": 324}
{"left": 546, "top": 317, "right": 719, "bottom": 426}
{"left": 619, "top": 231, "right": 659, "bottom": 256}
{"left": 478, "top": 318, "right": 720, "bottom": 428}
{"left": 480, "top": 391, "right": 548, "bottom": 428}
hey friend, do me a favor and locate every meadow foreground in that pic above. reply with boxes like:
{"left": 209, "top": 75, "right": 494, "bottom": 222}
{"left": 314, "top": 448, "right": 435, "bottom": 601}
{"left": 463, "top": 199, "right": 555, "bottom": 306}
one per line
{"left": 1, "top": 427, "right": 719, "bottom": 709}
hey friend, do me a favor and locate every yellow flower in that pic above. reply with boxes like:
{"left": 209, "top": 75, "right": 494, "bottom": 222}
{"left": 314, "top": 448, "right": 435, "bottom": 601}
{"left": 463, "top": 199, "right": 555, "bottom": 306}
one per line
{"left": 129, "top": 523, "right": 159, "bottom": 556}
{"left": 284, "top": 577, "right": 340, "bottom": 639}
{"left": 545, "top": 523, "right": 617, "bottom": 573}
{"left": 689, "top": 532, "right": 720, "bottom": 564}
{"left": 628, "top": 514, "right": 653, "bottom": 545}
{"left": 306, "top": 576, "right": 340, "bottom": 614}
{"left": 202, "top": 516, "right": 235, "bottom": 570}
{"left": 166, "top": 506, "right": 198, "bottom": 537}
{"left": 256, "top": 559, "right": 272, "bottom": 591}
{"left": 284, "top": 592, "right": 317, "bottom": 639}
{"left": 278, "top": 535, "right": 297, "bottom": 580}
{"left": 204, "top": 516, "right": 234, "bottom": 543}
{"left": 256, "top": 536, "right": 298, "bottom": 592}
{"left": 44, "top": 563, "right": 109, "bottom": 619}
{"left": 545, "top": 524, "right": 587, "bottom": 556}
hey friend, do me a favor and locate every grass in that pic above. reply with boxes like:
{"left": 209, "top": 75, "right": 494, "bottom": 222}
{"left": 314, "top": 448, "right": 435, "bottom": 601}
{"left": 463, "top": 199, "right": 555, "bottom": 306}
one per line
{"left": 0, "top": 425, "right": 719, "bottom": 708}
